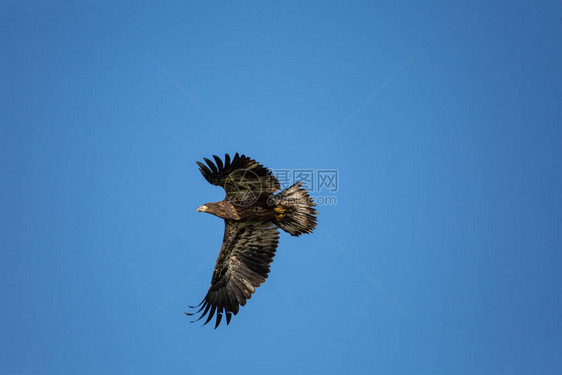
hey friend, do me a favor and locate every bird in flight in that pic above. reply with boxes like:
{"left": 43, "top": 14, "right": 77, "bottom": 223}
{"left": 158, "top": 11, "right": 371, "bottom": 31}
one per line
{"left": 186, "top": 153, "right": 318, "bottom": 328}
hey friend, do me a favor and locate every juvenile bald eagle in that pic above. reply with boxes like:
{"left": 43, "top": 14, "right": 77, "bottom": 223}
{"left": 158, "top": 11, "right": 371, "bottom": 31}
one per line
{"left": 186, "top": 153, "right": 317, "bottom": 328}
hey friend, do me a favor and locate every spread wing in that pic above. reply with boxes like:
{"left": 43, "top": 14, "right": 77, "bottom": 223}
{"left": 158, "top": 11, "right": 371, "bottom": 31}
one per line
{"left": 186, "top": 220, "right": 280, "bottom": 328}
{"left": 196, "top": 153, "right": 280, "bottom": 204}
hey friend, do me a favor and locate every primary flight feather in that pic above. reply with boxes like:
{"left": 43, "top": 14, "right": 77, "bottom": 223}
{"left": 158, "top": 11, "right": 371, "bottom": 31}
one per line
{"left": 186, "top": 153, "right": 318, "bottom": 328}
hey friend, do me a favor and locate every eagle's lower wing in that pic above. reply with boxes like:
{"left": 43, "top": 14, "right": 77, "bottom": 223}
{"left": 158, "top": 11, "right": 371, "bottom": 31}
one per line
{"left": 186, "top": 220, "right": 280, "bottom": 328}
{"left": 196, "top": 153, "right": 280, "bottom": 204}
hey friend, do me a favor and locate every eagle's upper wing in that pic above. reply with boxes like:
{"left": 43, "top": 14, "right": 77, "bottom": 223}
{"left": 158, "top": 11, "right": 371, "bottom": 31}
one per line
{"left": 186, "top": 220, "right": 280, "bottom": 328}
{"left": 196, "top": 153, "right": 280, "bottom": 204}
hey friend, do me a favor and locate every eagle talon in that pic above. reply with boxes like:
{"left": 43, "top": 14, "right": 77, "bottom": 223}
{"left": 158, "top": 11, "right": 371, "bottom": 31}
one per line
{"left": 274, "top": 206, "right": 286, "bottom": 219}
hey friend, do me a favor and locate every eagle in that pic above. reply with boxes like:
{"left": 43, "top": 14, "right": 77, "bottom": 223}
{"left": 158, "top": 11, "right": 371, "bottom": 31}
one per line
{"left": 186, "top": 153, "right": 318, "bottom": 328}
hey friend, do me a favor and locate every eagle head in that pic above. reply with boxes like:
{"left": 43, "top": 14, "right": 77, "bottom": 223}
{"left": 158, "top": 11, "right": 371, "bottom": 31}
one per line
{"left": 196, "top": 202, "right": 231, "bottom": 219}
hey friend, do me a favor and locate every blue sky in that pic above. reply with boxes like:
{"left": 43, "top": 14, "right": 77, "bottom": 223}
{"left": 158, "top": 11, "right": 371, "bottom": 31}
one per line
{"left": 1, "top": 1, "right": 561, "bottom": 374}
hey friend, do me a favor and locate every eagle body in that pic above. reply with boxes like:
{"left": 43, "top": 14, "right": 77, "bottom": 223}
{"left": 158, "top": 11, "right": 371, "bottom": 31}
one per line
{"left": 187, "top": 153, "right": 318, "bottom": 328}
{"left": 197, "top": 199, "right": 278, "bottom": 222}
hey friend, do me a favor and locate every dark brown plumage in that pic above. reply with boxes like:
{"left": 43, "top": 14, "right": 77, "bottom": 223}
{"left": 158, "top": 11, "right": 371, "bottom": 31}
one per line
{"left": 186, "top": 153, "right": 317, "bottom": 328}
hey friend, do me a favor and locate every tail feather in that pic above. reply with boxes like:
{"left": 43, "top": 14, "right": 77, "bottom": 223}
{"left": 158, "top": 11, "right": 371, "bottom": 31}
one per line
{"left": 273, "top": 182, "right": 317, "bottom": 236}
